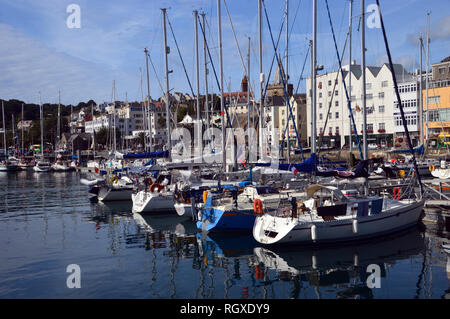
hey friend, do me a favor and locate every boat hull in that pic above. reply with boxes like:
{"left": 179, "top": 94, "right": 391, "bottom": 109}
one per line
{"left": 197, "top": 207, "right": 256, "bottom": 232}
{"left": 98, "top": 186, "right": 134, "bottom": 202}
{"left": 131, "top": 191, "right": 175, "bottom": 214}
{"left": 253, "top": 199, "right": 425, "bottom": 245}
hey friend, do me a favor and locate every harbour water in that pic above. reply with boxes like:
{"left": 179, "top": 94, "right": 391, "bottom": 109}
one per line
{"left": 1, "top": 171, "right": 449, "bottom": 299}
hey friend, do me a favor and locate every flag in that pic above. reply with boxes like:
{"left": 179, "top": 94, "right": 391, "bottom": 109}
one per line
{"left": 220, "top": 111, "right": 224, "bottom": 117}
{"left": 291, "top": 166, "right": 299, "bottom": 176}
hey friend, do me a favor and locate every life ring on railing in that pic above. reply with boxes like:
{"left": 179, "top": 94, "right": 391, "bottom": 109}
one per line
{"left": 393, "top": 187, "right": 401, "bottom": 200}
{"left": 150, "top": 183, "right": 164, "bottom": 193}
{"left": 110, "top": 176, "right": 119, "bottom": 184}
{"left": 254, "top": 199, "right": 263, "bottom": 215}
{"left": 429, "top": 165, "right": 435, "bottom": 172}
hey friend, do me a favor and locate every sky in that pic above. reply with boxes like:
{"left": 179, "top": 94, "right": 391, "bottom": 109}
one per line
{"left": 0, "top": 0, "right": 449, "bottom": 105}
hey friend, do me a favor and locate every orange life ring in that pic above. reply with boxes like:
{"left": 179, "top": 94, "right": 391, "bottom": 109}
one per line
{"left": 147, "top": 177, "right": 153, "bottom": 185}
{"left": 254, "top": 199, "right": 263, "bottom": 215}
{"left": 150, "top": 183, "right": 164, "bottom": 193}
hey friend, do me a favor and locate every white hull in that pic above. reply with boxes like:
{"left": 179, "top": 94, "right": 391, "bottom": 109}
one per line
{"left": 431, "top": 168, "right": 450, "bottom": 179}
{"left": 132, "top": 190, "right": 175, "bottom": 213}
{"left": 98, "top": 186, "right": 134, "bottom": 202}
{"left": 253, "top": 199, "right": 425, "bottom": 245}
{"left": 52, "top": 163, "right": 73, "bottom": 172}
{"left": 33, "top": 165, "right": 51, "bottom": 172}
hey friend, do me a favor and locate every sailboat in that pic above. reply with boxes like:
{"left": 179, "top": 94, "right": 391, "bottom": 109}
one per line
{"left": 252, "top": 0, "right": 425, "bottom": 246}
{"left": 0, "top": 101, "right": 19, "bottom": 172}
{"left": 33, "top": 94, "right": 51, "bottom": 172}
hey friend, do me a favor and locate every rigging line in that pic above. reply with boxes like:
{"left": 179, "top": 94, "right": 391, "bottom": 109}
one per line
{"left": 147, "top": 51, "right": 164, "bottom": 95}
{"left": 198, "top": 15, "right": 233, "bottom": 129}
{"left": 294, "top": 44, "right": 310, "bottom": 98}
{"left": 262, "top": 16, "right": 286, "bottom": 102}
{"left": 166, "top": 14, "right": 195, "bottom": 97}
{"left": 324, "top": 0, "right": 363, "bottom": 160}
{"left": 223, "top": 0, "right": 255, "bottom": 99}
{"left": 262, "top": 0, "right": 303, "bottom": 158}
{"left": 376, "top": 0, "right": 424, "bottom": 195}
{"left": 317, "top": 31, "right": 349, "bottom": 153}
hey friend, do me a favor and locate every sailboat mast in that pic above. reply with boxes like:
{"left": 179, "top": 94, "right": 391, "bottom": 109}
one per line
{"left": 194, "top": 10, "right": 202, "bottom": 159}
{"left": 361, "top": 0, "right": 367, "bottom": 161}
{"left": 258, "top": 0, "right": 264, "bottom": 160}
{"left": 419, "top": 37, "right": 424, "bottom": 146}
{"left": 425, "top": 12, "right": 430, "bottom": 141}
{"left": 113, "top": 80, "right": 117, "bottom": 154}
{"left": 92, "top": 103, "right": 95, "bottom": 159}
{"left": 2, "top": 101, "right": 5, "bottom": 158}
{"left": 57, "top": 90, "right": 61, "bottom": 145}
{"left": 201, "top": 13, "right": 210, "bottom": 139}
{"left": 247, "top": 36, "right": 251, "bottom": 161}
{"left": 217, "top": 0, "right": 226, "bottom": 170}
{"left": 139, "top": 67, "right": 146, "bottom": 152}
{"left": 144, "top": 49, "right": 153, "bottom": 152}
{"left": 12, "top": 114, "right": 15, "bottom": 157}
{"left": 162, "top": 8, "right": 172, "bottom": 161}
{"left": 285, "top": 0, "right": 290, "bottom": 163}
{"left": 311, "top": 0, "right": 317, "bottom": 156}
{"left": 39, "top": 93, "right": 44, "bottom": 157}
{"left": 349, "top": 0, "right": 353, "bottom": 153}
{"left": 21, "top": 103, "right": 24, "bottom": 157}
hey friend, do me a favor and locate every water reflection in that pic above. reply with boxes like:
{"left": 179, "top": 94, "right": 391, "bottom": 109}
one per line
{"left": 1, "top": 171, "right": 449, "bottom": 298}
{"left": 86, "top": 199, "right": 448, "bottom": 299}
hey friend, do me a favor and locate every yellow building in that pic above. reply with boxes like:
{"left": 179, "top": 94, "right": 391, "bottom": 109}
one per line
{"left": 423, "top": 79, "right": 450, "bottom": 135}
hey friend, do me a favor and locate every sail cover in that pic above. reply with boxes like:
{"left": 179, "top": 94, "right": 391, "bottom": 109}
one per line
{"left": 255, "top": 153, "right": 317, "bottom": 174}
{"left": 123, "top": 150, "right": 169, "bottom": 159}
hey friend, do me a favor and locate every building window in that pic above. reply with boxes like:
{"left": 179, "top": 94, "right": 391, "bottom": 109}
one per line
{"left": 378, "top": 92, "right": 385, "bottom": 98}
{"left": 319, "top": 103, "right": 323, "bottom": 109}
{"left": 336, "top": 127, "right": 339, "bottom": 134}
{"left": 379, "top": 123, "right": 385, "bottom": 130}
{"left": 319, "top": 114, "right": 323, "bottom": 120}
{"left": 366, "top": 83, "right": 372, "bottom": 90}
{"left": 439, "top": 67, "right": 446, "bottom": 75}
{"left": 319, "top": 92, "right": 322, "bottom": 98}
{"left": 428, "top": 96, "right": 441, "bottom": 104}
{"left": 335, "top": 112, "right": 339, "bottom": 119}
{"left": 367, "top": 124, "right": 373, "bottom": 132}
{"left": 335, "top": 101, "right": 339, "bottom": 107}
{"left": 381, "top": 81, "right": 388, "bottom": 88}
{"left": 329, "top": 112, "right": 332, "bottom": 119}
{"left": 328, "top": 91, "right": 332, "bottom": 97}
{"left": 335, "top": 90, "right": 338, "bottom": 96}
{"left": 379, "top": 105, "right": 385, "bottom": 113}
{"left": 328, "top": 80, "right": 332, "bottom": 86}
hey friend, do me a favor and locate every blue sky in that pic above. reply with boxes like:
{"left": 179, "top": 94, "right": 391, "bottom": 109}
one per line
{"left": 0, "top": 0, "right": 449, "bottom": 105}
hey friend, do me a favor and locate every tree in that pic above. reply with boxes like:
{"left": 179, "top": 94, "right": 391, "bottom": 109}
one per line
{"left": 96, "top": 127, "right": 108, "bottom": 146}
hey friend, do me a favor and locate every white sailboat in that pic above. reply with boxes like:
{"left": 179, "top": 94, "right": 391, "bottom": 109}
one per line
{"left": 253, "top": 0, "right": 425, "bottom": 246}
{"left": 33, "top": 93, "right": 51, "bottom": 172}
{"left": 0, "top": 101, "right": 19, "bottom": 172}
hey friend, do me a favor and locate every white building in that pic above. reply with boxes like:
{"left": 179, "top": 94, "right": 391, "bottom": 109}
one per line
{"left": 393, "top": 79, "right": 421, "bottom": 146}
{"left": 306, "top": 62, "right": 413, "bottom": 149}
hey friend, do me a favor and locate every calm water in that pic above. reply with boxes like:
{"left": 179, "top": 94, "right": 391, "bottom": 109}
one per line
{"left": 0, "top": 171, "right": 449, "bottom": 299}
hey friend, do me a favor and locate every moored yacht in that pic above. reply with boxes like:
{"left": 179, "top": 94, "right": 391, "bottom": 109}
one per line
{"left": 253, "top": 184, "right": 424, "bottom": 245}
